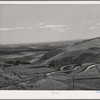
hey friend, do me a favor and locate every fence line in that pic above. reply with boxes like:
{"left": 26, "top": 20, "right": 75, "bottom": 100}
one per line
{"left": 71, "top": 75, "right": 100, "bottom": 90}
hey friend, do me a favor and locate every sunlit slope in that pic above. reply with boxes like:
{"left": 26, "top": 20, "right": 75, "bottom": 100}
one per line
{"left": 40, "top": 37, "right": 100, "bottom": 68}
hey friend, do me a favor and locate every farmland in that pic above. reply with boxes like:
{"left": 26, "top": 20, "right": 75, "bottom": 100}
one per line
{"left": 0, "top": 37, "right": 100, "bottom": 90}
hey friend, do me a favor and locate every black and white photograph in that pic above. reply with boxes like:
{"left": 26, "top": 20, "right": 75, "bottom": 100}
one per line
{"left": 0, "top": 2, "right": 100, "bottom": 90}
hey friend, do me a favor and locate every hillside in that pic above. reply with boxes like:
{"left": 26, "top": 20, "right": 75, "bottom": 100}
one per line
{"left": 39, "top": 37, "right": 100, "bottom": 69}
{"left": 0, "top": 37, "right": 100, "bottom": 90}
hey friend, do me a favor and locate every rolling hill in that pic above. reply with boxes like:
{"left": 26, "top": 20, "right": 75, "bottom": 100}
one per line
{"left": 39, "top": 37, "right": 100, "bottom": 69}
{"left": 0, "top": 37, "right": 100, "bottom": 90}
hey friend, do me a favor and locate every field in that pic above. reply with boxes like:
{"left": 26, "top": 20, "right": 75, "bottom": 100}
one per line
{"left": 0, "top": 37, "right": 100, "bottom": 90}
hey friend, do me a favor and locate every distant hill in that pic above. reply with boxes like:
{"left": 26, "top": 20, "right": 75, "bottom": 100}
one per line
{"left": 39, "top": 37, "right": 100, "bottom": 69}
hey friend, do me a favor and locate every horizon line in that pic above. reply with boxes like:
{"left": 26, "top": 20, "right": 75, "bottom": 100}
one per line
{"left": 0, "top": 36, "right": 98, "bottom": 46}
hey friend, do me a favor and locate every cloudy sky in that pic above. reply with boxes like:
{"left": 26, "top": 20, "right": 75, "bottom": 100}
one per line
{"left": 0, "top": 4, "right": 100, "bottom": 44}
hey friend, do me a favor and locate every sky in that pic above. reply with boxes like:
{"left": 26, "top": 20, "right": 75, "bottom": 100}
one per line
{"left": 0, "top": 4, "right": 100, "bottom": 44}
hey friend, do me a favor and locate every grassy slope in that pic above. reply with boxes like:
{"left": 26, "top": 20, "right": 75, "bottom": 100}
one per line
{"left": 1, "top": 37, "right": 100, "bottom": 90}
{"left": 39, "top": 37, "right": 100, "bottom": 69}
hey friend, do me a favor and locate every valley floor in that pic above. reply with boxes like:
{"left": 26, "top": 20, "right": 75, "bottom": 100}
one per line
{"left": 0, "top": 63, "right": 100, "bottom": 90}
